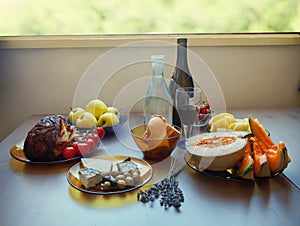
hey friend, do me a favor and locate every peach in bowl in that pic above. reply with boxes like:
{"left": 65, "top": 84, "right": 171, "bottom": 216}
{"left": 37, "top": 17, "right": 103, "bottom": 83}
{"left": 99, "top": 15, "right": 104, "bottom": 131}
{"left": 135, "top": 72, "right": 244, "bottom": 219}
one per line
{"left": 131, "top": 124, "right": 181, "bottom": 161}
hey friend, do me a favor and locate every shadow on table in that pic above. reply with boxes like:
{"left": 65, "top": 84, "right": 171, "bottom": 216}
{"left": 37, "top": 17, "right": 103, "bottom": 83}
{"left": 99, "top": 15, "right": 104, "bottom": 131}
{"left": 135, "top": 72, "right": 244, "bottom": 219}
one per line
{"left": 184, "top": 166, "right": 293, "bottom": 209}
{"left": 68, "top": 186, "right": 138, "bottom": 209}
{"left": 9, "top": 158, "right": 79, "bottom": 175}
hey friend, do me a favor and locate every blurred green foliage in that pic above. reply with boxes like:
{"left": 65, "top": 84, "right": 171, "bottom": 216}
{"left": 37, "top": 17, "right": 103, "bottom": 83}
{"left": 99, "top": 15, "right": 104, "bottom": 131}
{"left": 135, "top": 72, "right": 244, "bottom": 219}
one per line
{"left": 0, "top": 0, "right": 299, "bottom": 35}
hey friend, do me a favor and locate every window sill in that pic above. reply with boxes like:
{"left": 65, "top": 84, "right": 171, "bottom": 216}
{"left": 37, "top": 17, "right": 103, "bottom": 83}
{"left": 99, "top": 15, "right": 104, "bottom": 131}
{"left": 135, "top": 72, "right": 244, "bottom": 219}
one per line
{"left": 0, "top": 33, "right": 299, "bottom": 49}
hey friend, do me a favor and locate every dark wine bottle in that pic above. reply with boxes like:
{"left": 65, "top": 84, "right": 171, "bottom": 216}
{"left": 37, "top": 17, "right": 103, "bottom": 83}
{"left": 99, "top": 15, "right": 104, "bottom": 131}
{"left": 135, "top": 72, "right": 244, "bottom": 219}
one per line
{"left": 169, "top": 38, "right": 194, "bottom": 128}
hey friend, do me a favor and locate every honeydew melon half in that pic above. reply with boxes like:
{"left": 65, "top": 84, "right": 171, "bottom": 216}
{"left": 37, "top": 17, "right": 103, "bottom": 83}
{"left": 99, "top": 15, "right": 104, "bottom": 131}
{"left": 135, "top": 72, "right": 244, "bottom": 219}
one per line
{"left": 186, "top": 132, "right": 246, "bottom": 171}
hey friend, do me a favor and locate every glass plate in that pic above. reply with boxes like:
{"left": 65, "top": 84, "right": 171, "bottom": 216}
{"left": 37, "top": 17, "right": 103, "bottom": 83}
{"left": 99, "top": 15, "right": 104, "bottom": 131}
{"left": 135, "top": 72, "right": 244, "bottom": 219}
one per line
{"left": 184, "top": 152, "right": 281, "bottom": 181}
{"left": 10, "top": 139, "right": 93, "bottom": 164}
{"left": 67, "top": 155, "right": 153, "bottom": 195}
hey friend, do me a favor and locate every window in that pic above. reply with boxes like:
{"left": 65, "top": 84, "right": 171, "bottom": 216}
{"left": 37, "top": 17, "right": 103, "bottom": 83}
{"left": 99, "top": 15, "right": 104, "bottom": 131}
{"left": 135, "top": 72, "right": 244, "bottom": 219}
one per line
{"left": 1, "top": 0, "right": 299, "bottom": 36}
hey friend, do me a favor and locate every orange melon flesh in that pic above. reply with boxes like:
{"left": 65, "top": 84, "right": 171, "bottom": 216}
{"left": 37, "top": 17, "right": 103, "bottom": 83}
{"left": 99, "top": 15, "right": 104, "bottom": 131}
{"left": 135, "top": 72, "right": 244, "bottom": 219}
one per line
{"left": 253, "top": 141, "right": 271, "bottom": 177}
{"left": 233, "top": 117, "right": 291, "bottom": 179}
{"left": 253, "top": 142, "right": 262, "bottom": 176}
{"left": 249, "top": 117, "right": 276, "bottom": 149}
{"left": 237, "top": 154, "right": 254, "bottom": 179}
{"left": 278, "top": 141, "right": 291, "bottom": 168}
{"left": 264, "top": 148, "right": 281, "bottom": 173}
{"left": 244, "top": 139, "right": 252, "bottom": 156}
{"left": 236, "top": 139, "right": 254, "bottom": 179}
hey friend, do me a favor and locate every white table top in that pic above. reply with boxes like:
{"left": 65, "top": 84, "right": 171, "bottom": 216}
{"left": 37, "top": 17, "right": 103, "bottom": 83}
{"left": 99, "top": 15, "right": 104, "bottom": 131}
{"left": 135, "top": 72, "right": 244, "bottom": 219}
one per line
{"left": 0, "top": 108, "right": 299, "bottom": 226}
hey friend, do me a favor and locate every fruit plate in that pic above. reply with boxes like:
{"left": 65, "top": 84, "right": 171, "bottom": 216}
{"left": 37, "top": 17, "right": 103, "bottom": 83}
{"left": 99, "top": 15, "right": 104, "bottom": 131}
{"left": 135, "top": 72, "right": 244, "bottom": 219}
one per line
{"left": 184, "top": 152, "right": 282, "bottom": 182}
{"left": 67, "top": 155, "right": 153, "bottom": 195}
{"left": 10, "top": 139, "right": 94, "bottom": 164}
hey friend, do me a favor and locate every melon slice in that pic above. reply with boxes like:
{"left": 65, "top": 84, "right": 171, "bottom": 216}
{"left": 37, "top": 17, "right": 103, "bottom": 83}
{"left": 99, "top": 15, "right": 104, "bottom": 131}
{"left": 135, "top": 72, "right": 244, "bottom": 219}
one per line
{"left": 229, "top": 118, "right": 251, "bottom": 132}
{"left": 208, "top": 113, "right": 234, "bottom": 127}
{"left": 249, "top": 116, "right": 276, "bottom": 149}
{"left": 278, "top": 141, "right": 291, "bottom": 170}
{"left": 236, "top": 139, "right": 254, "bottom": 179}
{"left": 253, "top": 141, "right": 271, "bottom": 178}
{"left": 237, "top": 154, "right": 254, "bottom": 180}
{"left": 249, "top": 117, "right": 291, "bottom": 175}
{"left": 209, "top": 116, "right": 237, "bottom": 132}
{"left": 264, "top": 148, "right": 284, "bottom": 174}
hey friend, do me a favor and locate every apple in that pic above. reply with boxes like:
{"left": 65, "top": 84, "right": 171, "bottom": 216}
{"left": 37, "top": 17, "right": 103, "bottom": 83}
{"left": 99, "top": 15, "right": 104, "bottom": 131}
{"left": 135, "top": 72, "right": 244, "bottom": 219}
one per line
{"left": 68, "top": 107, "right": 85, "bottom": 125}
{"left": 97, "top": 112, "right": 120, "bottom": 127}
{"left": 76, "top": 112, "right": 97, "bottom": 128}
{"left": 85, "top": 99, "right": 108, "bottom": 119}
{"left": 107, "top": 106, "right": 120, "bottom": 119}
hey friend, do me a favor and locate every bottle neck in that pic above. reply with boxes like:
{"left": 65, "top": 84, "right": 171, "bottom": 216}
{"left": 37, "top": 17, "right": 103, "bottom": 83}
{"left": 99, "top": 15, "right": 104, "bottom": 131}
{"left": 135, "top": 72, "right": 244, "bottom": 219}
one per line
{"left": 152, "top": 57, "right": 164, "bottom": 78}
{"left": 151, "top": 63, "right": 167, "bottom": 91}
{"left": 175, "top": 42, "right": 189, "bottom": 72}
{"left": 148, "top": 55, "right": 171, "bottom": 99}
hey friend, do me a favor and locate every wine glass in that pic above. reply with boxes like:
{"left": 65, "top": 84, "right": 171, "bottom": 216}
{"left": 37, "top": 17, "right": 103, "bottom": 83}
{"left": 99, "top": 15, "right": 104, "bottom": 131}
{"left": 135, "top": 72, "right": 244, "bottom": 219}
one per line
{"left": 175, "top": 87, "right": 202, "bottom": 144}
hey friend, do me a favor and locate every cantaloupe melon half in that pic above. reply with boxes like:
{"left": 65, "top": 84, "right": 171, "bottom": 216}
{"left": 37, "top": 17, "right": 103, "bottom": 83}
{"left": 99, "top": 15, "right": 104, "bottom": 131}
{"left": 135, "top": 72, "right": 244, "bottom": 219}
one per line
{"left": 186, "top": 132, "right": 246, "bottom": 171}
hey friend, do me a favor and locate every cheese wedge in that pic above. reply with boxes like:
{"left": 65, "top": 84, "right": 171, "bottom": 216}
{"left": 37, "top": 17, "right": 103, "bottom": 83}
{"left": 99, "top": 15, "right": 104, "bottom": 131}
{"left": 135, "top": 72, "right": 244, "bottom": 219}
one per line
{"left": 81, "top": 157, "right": 151, "bottom": 178}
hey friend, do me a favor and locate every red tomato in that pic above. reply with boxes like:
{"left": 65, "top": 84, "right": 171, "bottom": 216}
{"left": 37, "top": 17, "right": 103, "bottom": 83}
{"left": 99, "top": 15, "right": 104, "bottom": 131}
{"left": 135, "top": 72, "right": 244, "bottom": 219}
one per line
{"left": 87, "top": 133, "right": 100, "bottom": 145}
{"left": 71, "top": 142, "right": 80, "bottom": 156}
{"left": 62, "top": 147, "right": 76, "bottom": 159}
{"left": 86, "top": 138, "right": 96, "bottom": 150}
{"left": 77, "top": 142, "right": 90, "bottom": 156}
{"left": 96, "top": 127, "right": 105, "bottom": 139}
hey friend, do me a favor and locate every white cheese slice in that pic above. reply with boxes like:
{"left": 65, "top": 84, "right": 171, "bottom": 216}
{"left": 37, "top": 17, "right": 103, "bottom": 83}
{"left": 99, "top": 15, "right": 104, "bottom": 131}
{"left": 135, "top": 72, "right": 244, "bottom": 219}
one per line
{"left": 80, "top": 157, "right": 151, "bottom": 178}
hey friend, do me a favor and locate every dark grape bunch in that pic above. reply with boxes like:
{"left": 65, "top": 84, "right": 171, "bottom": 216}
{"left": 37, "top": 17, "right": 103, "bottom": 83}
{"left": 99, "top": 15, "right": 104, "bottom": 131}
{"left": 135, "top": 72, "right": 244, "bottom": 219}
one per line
{"left": 137, "top": 175, "right": 184, "bottom": 211}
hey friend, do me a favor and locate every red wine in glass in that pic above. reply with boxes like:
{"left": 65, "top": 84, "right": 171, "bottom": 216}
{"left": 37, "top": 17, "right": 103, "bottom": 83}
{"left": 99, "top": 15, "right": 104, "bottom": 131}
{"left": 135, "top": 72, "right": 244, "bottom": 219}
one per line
{"left": 177, "top": 104, "right": 197, "bottom": 125}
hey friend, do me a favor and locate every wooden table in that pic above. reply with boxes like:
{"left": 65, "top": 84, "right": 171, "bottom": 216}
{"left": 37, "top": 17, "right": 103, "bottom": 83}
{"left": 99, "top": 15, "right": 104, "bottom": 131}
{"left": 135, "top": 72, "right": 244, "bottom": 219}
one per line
{"left": 0, "top": 109, "right": 299, "bottom": 226}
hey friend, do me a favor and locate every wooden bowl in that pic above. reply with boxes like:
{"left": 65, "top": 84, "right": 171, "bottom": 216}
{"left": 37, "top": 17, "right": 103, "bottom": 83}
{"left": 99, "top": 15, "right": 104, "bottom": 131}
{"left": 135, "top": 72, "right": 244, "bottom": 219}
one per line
{"left": 185, "top": 132, "right": 246, "bottom": 171}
